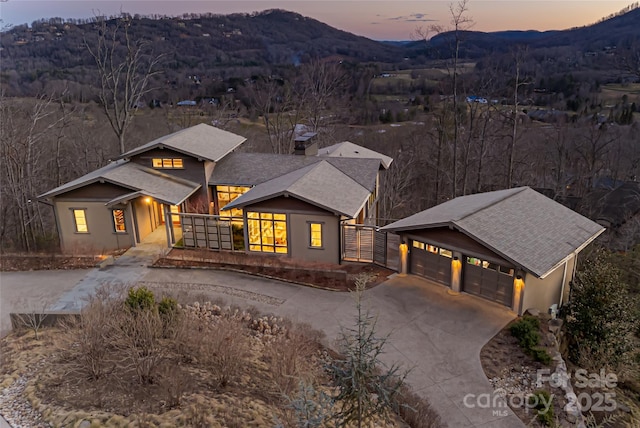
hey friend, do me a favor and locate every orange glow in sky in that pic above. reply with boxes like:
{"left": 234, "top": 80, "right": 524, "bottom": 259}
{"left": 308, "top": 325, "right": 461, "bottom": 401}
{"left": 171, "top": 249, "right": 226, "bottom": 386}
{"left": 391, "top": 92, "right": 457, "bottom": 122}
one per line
{"left": 0, "top": 1, "right": 634, "bottom": 40}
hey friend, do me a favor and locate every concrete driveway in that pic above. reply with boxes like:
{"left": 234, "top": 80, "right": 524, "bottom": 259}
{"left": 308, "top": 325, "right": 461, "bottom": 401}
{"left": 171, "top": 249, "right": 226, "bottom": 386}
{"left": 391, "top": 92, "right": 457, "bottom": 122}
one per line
{"left": 0, "top": 269, "right": 91, "bottom": 337}
{"left": 1, "top": 264, "right": 522, "bottom": 427}
{"left": 139, "top": 268, "right": 521, "bottom": 427}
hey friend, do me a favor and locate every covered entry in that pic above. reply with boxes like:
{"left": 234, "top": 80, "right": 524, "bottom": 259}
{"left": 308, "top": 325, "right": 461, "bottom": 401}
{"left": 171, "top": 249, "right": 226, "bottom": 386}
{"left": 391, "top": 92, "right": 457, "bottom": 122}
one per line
{"left": 463, "top": 257, "right": 515, "bottom": 306}
{"left": 410, "top": 240, "right": 452, "bottom": 286}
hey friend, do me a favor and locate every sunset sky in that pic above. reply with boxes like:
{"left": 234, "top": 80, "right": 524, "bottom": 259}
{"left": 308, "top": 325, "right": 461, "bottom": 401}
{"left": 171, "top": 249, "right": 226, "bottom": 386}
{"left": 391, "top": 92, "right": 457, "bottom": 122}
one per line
{"left": 0, "top": 1, "right": 633, "bottom": 40}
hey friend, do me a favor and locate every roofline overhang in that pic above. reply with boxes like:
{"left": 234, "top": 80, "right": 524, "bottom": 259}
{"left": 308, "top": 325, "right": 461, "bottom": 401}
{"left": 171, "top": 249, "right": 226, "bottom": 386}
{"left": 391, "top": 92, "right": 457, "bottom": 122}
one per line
{"left": 380, "top": 221, "right": 451, "bottom": 232}
{"left": 537, "top": 226, "right": 606, "bottom": 279}
{"left": 225, "top": 190, "right": 361, "bottom": 218}
{"left": 105, "top": 184, "right": 202, "bottom": 208}
{"left": 37, "top": 177, "right": 139, "bottom": 200}
{"left": 388, "top": 220, "right": 606, "bottom": 279}
{"left": 118, "top": 139, "right": 246, "bottom": 163}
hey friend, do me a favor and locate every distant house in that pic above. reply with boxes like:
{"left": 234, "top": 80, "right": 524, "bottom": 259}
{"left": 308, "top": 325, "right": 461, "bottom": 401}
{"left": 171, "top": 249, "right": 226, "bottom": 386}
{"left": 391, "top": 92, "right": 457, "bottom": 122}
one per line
{"left": 39, "top": 125, "right": 392, "bottom": 264}
{"left": 466, "top": 96, "right": 488, "bottom": 104}
{"left": 382, "top": 187, "right": 604, "bottom": 314}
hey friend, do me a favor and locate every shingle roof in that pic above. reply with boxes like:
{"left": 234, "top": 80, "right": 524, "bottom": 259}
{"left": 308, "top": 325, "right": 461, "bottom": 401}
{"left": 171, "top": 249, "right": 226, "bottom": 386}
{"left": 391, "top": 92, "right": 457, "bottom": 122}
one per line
{"left": 382, "top": 187, "right": 605, "bottom": 278}
{"left": 318, "top": 141, "right": 393, "bottom": 169}
{"left": 223, "top": 160, "right": 371, "bottom": 218}
{"left": 209, "top": 153, "right": 380, "bottom": 192}
{"left": 120, "top": 123, "right": 246, "bottom": 162}
{"left": 39, "top": 161, "right": 201, "bottom": 206}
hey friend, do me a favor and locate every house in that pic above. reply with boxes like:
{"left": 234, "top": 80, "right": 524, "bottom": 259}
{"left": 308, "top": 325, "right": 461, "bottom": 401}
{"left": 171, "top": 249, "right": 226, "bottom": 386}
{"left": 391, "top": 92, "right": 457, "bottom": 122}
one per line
{"left": 39, "top": 124, "right": 391, "bottom": 264}
{"left": 381, "top": 187, "right": 604, "bottom": 314}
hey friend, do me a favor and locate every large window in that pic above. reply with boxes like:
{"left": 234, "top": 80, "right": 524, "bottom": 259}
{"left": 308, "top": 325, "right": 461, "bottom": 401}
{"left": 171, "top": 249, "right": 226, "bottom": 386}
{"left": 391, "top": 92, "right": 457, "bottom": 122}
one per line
{"left": 309, "top": 222, "right": 323, "bottom": 248}
{"left": 247, "top": 212, "right": 287, "bottom": 253}
{"left": 72, "top": 209, "right": 88, "bottom": 233}
{"left": 112, "top": 209, "right": 126, "bottom": 233}
{"left": 217, "top": 185, "right": 250, "bottom": 217}
{"left": 152, "top": 158, "right": 184, "bottom": 169}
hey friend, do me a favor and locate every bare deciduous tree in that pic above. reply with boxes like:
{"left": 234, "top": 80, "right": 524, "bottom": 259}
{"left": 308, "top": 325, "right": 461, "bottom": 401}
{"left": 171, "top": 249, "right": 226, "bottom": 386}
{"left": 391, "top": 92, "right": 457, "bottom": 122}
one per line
{"left": 416, "top": 0, "right": 474, "bottom": 198}
{"left": 0, "top": 93, "right": 67, "bottom": 251}
{"left": 85, "top": 14, "right": 164, "bottom": 154}
{"left": 250, "top": 77, "right": 303, "bottom": 154}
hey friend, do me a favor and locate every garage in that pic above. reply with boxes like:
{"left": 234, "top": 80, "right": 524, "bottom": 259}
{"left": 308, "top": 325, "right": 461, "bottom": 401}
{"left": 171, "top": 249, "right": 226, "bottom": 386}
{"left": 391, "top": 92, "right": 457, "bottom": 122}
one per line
{"left": 463, "top": 257, "right": 514, "bottom": 306}
{"left": 410, "top": 240, "right": 452, "bottom": 286}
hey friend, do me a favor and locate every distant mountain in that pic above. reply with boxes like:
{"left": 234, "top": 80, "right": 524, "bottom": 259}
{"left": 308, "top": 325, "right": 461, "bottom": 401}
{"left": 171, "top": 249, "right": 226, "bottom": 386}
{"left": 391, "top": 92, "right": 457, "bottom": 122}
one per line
{"left": 1, "top": 6, "right": 639, "bottom": 97}
{"left": 420, "top": 6, "right": 640, "bottom": 58}
{"left": 0, "top": 9, "right": 406, "bottom": 96}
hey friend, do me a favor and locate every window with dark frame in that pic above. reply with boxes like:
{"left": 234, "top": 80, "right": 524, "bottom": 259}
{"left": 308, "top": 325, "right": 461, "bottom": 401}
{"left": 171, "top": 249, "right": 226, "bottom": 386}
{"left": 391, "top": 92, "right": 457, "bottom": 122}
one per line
{"left": 152, "top": 158, "right": 184, "bottom": 169}
{"left": 247, "top": 212, "right": 288, "bottom": 254}
{"left": 112, "top": 209, "right": 126, "bottom": 233}
{"left": 309, "top": 222, "right": 322, "bottom": 248}
{"left": 72, "top": 209, "right": 88, "bottom": 233}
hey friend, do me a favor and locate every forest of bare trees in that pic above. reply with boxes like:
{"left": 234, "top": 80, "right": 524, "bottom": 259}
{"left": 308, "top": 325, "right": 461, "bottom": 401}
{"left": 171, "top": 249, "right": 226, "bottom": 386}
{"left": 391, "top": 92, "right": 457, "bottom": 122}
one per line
{"left": 1, "top": 5, "right": 639, "bottom": 253}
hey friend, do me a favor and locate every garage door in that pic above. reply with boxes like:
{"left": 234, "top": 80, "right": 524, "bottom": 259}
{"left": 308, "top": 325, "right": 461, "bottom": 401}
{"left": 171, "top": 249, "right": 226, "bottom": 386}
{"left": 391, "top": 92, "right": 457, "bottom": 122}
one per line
{"left": 410, "top": 240, "right": 452, "bottom": 286}
{"left": 463, "top": 257, "right": 514, "bottom": 307}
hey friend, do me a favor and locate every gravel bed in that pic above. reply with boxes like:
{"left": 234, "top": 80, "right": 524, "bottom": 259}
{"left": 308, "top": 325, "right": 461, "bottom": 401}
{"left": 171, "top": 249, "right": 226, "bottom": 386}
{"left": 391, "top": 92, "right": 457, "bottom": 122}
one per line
{"left": 0, "top": 376, "right": 49, "bottom": 428}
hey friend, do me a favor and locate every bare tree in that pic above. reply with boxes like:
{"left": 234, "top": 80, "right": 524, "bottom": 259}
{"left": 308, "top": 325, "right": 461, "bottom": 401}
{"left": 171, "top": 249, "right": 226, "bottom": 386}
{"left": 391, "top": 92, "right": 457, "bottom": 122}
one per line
{"left": 505, "top": 46, "right": 533, "bottom": 188}
{"left": 380, "top": 149, "right": 418, "bottom": 224}
{"left": 85, "top": 14, "right": 164, "bottom": 154}
{"left": 417, "top": 0, "right": 474, "bottom": 198}
{"left": 0, "top": 93, "right": 67, "bottom": 251}
{"left": 250, "top": 77, "right": 304, "bottom": 154}
{"left": 298, "top": 59, "right": 348, "bottom": 133}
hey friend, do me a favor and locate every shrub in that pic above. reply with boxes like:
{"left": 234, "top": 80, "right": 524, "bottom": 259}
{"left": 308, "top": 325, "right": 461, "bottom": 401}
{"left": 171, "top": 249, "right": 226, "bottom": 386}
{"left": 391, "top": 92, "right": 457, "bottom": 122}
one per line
{"left": 531, "top": 348, "right": 553, "bottom": 365}
{"left": 158, "top": 296, "right": 178, "bottom": 316}
{"left": 509, "top": 316, "right": 553, "bottom": 365}
{"left": 528, "top": 390, "right": 554, "bottom": 426}
{"left": 565, "top": 249, "right": 640, "bottom": 372}
{"left": 263, "top": 322, "right": 322, "bottom": 400}
{"left": 197, "top": 317, "right": 250, "bottom": 388}
{"left": 509, "top": 316, "right": 540, "bottom": 350}
{"left": 125, "top": 286, "right": 155, "bottom": 312}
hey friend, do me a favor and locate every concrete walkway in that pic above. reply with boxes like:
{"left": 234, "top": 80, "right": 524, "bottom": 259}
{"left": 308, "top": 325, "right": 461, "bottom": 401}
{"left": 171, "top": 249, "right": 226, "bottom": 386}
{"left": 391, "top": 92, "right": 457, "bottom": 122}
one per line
{"left": 49, "top": 227, "right": 168, "bottom": 311}
{"left": 1, "top": 230, "right": 522, "bottom": 427}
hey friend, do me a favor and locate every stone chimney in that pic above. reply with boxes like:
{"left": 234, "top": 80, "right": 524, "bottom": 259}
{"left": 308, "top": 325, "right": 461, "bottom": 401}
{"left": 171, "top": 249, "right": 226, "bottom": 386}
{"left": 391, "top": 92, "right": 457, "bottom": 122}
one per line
{"left": 294, "top": 132, "right": 318, "bottom": 156}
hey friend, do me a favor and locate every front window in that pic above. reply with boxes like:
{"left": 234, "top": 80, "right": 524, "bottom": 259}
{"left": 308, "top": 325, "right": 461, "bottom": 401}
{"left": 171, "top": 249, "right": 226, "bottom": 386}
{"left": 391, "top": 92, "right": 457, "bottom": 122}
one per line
{"left": 217, "top": 185, "right": 250, "bottom": 217}
{"left": 309, "top": 222, "right": 323, "bottom": 248}
{"left": 73, "top": 209, "right": 88, "bottom": 233}
{"left": 112, "top": 209, "right": 126, "bottom": 232}
{"left": 152, "top": 158, "right": 183, "bottom": 169}
{"left": 247, "top": 212, "right": 287, "bottom": 253}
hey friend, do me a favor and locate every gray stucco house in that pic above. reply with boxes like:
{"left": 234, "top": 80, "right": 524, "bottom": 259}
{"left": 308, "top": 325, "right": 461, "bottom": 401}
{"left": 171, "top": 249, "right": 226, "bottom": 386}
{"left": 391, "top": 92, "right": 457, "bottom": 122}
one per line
{"left": 382, "top": 187, "right": 605, "bottom": 314}
{"left": 39, "top": 124, "right": 392, "bottom": 265}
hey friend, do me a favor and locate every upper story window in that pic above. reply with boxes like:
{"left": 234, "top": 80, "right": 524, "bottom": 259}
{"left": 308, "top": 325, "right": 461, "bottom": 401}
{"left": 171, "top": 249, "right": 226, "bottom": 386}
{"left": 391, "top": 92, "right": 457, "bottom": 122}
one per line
{"left": 217, "top": 185, "right": 250, "bottom": 217}
{"left": 152, "top": 158, "right": 184, "bottom": 169}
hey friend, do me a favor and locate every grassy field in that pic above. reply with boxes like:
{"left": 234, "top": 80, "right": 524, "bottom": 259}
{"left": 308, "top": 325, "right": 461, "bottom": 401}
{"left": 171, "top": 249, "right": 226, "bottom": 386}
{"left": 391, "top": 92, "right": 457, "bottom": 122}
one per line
{"left": 600, "top": 83, "right": 640, "bottom": 103}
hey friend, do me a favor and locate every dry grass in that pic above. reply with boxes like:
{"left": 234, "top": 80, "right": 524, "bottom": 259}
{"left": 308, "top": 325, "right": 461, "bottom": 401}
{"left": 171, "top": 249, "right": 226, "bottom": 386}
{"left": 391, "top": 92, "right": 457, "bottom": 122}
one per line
{"left": 0, "top": 286, "right": 439, "bottom": 428}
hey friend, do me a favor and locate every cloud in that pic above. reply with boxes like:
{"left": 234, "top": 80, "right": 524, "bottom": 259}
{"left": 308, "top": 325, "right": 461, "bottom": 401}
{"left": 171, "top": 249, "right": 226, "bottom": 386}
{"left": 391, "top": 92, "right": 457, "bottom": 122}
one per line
{"left": 388, "top": 13, "right": 436, "bottom": 23}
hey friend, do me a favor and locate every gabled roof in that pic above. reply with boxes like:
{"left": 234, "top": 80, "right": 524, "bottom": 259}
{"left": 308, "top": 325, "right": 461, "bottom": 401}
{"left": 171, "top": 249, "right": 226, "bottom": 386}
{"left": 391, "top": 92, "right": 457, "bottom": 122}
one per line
{"left": 223, "top": 160, "right": 371, "bottom": 218}
{"left": 38, "top": 161, "right": 201, "bottom": 206}
{"left": 318, "top": 141, "right": 393, "bottom": 169}
{"left": 120, "top": 123, "right": 246, "bottom": 162}
{"left": 382, "top": 187, "right": 605, "bottom": 278}
{"left": 209, "top": 152, "right": 380, "bottom": 192}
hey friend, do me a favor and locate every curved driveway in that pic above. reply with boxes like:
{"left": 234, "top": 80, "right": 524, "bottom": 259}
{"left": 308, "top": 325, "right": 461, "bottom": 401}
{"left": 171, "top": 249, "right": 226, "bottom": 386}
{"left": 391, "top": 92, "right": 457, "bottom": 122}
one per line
{"left": 2, "top": 264, "right": 522, "bottom": 427}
